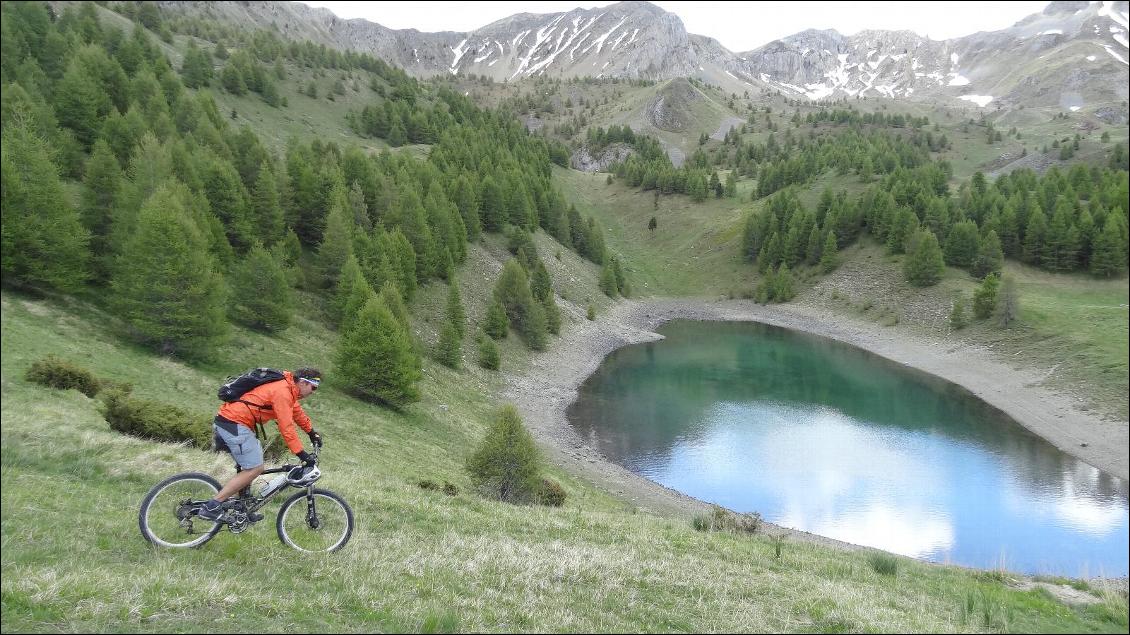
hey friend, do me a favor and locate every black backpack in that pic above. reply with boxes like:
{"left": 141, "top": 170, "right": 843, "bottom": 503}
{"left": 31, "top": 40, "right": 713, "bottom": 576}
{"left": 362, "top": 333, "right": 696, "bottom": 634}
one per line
{"left": 218, "top": 368, "right": 286, "bottom": 403}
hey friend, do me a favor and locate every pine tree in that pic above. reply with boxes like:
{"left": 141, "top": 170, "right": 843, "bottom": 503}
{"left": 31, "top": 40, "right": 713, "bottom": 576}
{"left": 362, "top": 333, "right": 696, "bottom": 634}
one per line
{"left": 80, "top": 139, "right": 122, "bottom": 282}
{"left": 971, "top": 230, "right": 1004, "bottom": 279}
{"left": 944, "top": 220, "right": 980, "bottom": 269}
{"left": 494, "top": 259, "right": 546, "bottom": 349}
{"left": 340, "top": 275, "right": 375, "bottom": 335}
{"left": 335, "top": 296, "right": 421, "bottom": 408}
{"left": 904, "top": 229, "right": 945, "bottom": 287}
{"left": 227, "top": 243, "right": 292, "bottom": 332}
{"left": 384, "top": 229, "right": 417, "bottom": 301}
{"left": 317, "top": 187, "right": 354, "bottom": 288}
{"left": 376, "top": 280, "right": 411, "bottom": 334}
{"left": 201, "top": 157, "right": 254, "bottom": 252}
{"left": 110, "top": 183, "right": 227, "bottom": 358}
{"left": 530, "top": 259, "right": 552, "bottom": 302}
{"left": 1, "top": 124, "right": 90, "bottom": 292}
{"left": 466, "top": 404, "right": 541, "bottom": 503}
{"left": 435, "top": 321, "right": 462, "bottom": 369}
{"left": 886, "top": 208, "right": 919, "bottom": 255}
{"left": 599, "top": 261, "right": 619, "bottom": 297}
{"left": 451, "top": 174, "right": 481, "bottom": 240}
{"left": 483, "top": 298, "right": 509, "bottom": 339}
{"left": 479, "top": 175, "right": 506, "bottom": 231}
{"left": 805, "top": 224, "right": 823, "bottom": 265}
{"left": 180, "top": 41, "right": 212, "bottom": 88}
{"left": 477, "top": 333, "right": 501, "bottom": 370}
{"left": 221, "top": 63, "right": 246, "bottom": 95}
{"left": 972, "top": 273, "right": 1000, "bottom": 319}
{"left": 819, "top": 231, "right": 839, "bottom": 273}
{"left": 542, "top": 294, "right": 562, "bottom": 335}
{"left": 250, "top": 164, "right": 284, "bottom": 246}
{"left": 54, "top": 58, "right": 109, "bottom": 148}
{"left": 1090, "top": 215, "right": 1128, "bottom": 277}
{"left": 949, "top": 296, "right": 969, "bottom": 330}
{"left": 611, "top": 256, "right": 628, "bottom": 296}
{"left": 757, "top": 232, "right": 781, "bottom": 273}
{"left": 332, "top": 253, "right": 366, "bottom": 326}
{"left": 1023, "top": 209, "right": 1047, "bottom": 266}
{"left": 773, "top": 263, "right": 795, "bottom": 301}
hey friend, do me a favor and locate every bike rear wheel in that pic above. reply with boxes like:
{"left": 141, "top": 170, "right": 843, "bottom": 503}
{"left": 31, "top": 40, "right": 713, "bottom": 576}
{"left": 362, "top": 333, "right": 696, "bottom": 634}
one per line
{"left": 139, "top": 472, "right": 223, "bottom": 548}
{"left": 276, "top": 488, "right": 354, "bottom": 553}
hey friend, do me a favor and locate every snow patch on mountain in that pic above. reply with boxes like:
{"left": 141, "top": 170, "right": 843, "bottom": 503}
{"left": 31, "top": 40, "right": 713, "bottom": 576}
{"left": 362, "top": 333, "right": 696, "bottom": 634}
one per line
{"left": 1099, "top": 1, "right": 1130, "bottom": 29}
{"left": 1103, "top": 43, "right": 1129, "bottom": 63}
{"left": 450, "top": 38, "right": 468, "bottom": 73}
{"left": 948, "top": 73, "right": 971, "bottom": 86}
{"left": 959, "top": 94, "right": 994, "bottom": 107}
{"left": 587, "top": 16, "right": 627, "bottom": 56}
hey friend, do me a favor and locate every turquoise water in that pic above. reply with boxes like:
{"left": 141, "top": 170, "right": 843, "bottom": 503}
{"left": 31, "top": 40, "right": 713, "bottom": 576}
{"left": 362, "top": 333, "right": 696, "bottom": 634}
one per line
{"left": 567, "top": 320, "right": 1129, "bottom": 576}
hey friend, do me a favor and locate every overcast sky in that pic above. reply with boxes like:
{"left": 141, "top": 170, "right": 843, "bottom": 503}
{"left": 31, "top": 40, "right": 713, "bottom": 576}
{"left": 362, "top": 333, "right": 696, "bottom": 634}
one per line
{"left": 296, "top": 1, "right": 1051, "bottom": 51}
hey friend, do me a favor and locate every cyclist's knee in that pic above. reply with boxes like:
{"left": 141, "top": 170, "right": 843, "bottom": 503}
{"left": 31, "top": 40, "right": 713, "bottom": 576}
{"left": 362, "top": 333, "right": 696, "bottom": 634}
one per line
{"left": 248, "top": 464, "right": 266, "bottom": 476}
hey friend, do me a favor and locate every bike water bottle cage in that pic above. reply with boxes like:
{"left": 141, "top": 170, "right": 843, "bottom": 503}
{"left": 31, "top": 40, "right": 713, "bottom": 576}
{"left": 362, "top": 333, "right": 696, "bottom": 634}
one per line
{"left": 287, "top": 464, "right": 321, "bottom": 486}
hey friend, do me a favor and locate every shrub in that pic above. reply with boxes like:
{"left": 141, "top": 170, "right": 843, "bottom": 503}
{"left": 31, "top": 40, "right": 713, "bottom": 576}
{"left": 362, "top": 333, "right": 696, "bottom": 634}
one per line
{"left": 25, "top": 356, "right": 100, "bottom": 397}
{"left": 536, "top": 477, "right": 567, "bottom": 507}
{"left": 418, "top": 479, "right": 440, "bottom": 491}
{"left": 477, "top": 334, "right": 500, "bottom": 370}
{"left": 868, "top": 552, "right": 900, "bottom": 576}
{"left": 949, "top": 296, "right": 969, "bottom": 330}
{"left": 466, "top": 404, "right": 541, "bottom": 504}
{"left": 101, "top": 386, "right": 211, "bottom": 447}
{"left": 442, "top": 481, "right": 459, "bottom": 496}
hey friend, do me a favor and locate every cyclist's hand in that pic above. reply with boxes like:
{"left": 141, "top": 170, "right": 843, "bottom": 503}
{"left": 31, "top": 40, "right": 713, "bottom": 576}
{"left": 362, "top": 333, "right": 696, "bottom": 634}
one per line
{"left": 297, "top": 450, "right": 316, "bottom": 466}
{"left": 307, "top": 430, "right": 323, "bottom": 448}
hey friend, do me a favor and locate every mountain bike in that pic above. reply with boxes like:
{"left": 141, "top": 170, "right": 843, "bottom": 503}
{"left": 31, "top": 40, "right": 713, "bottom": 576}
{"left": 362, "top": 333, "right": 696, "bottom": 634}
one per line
{"left": 138, "top": 440, "right": 353, "bottom": 552}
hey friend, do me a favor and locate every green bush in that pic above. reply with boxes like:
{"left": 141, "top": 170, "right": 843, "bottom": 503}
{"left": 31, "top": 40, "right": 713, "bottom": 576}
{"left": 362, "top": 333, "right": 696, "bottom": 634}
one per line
{"left": 536, "top": 477, "right": 567, "bottom": 507}
{"left": 466, "top": 404, "right": 541, "bottom": 504}
{"left": 477, "top": 334, "right": 500, "bottom": 370}
{"left": 25, "top": 356, "right": 100, "bottom": 397}
{"left": 101, "top": 386, "right": 211, "bottom": 447}
{"left": 418, "top": 479, "right": 440, "bottom": 491}
{"left": 442, "top": 481, "right": 459, "bottom": 496}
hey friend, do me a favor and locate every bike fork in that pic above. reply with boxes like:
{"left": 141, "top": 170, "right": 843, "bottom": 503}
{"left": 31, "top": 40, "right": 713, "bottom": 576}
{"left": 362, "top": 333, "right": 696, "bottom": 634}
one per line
{"left": 305, "top": 488, "right": 320, "bottom": 529}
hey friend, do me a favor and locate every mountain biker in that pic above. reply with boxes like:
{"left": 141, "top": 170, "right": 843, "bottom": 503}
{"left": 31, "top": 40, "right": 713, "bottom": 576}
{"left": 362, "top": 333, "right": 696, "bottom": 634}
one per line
{"left": 198, "top": 367, "right": 324, "bottom": 522}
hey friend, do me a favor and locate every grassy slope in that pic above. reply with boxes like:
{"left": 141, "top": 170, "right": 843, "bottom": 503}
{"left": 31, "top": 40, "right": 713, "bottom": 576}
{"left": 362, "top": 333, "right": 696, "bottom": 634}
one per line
{"left": 3, "top": 281, "right": 1126, "bottom": 633}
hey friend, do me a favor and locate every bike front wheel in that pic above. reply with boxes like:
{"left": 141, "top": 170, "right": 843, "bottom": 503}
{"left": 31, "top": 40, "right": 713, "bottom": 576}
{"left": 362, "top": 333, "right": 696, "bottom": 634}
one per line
{"left": 276, "top": 488, "right": 354, "bottom": 553}
{"left": 139, "top": 472, "right": 224, "bottom": 548}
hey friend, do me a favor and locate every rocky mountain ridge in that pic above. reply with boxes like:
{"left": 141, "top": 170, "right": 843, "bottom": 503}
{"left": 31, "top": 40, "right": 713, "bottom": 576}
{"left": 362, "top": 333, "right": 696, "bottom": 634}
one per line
{"left": 163, "top": 0, "right": 1129, "bottom": 110}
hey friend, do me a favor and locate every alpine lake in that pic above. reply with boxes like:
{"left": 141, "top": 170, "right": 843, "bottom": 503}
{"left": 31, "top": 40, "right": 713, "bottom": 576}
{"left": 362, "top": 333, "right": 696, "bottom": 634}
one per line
{"left": 567, "top": 320, "right": 1129, "bottom": 576}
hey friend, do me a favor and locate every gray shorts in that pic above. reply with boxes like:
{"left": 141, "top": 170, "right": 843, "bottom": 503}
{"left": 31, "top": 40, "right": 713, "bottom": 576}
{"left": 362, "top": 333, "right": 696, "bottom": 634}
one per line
{"left": 213, "top": 419, "right": 264, "bottom": 469}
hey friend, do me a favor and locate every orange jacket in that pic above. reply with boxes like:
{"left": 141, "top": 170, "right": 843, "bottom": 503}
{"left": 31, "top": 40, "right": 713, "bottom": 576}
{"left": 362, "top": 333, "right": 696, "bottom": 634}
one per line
{"left": 217, "top": 371, "right": 313, "bottom": 455}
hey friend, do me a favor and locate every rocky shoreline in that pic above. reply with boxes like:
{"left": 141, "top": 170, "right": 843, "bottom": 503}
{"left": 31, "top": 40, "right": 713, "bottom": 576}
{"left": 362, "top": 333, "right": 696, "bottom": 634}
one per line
{"left": 502, "top": 297, "right": 1130, "bottom": 550}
